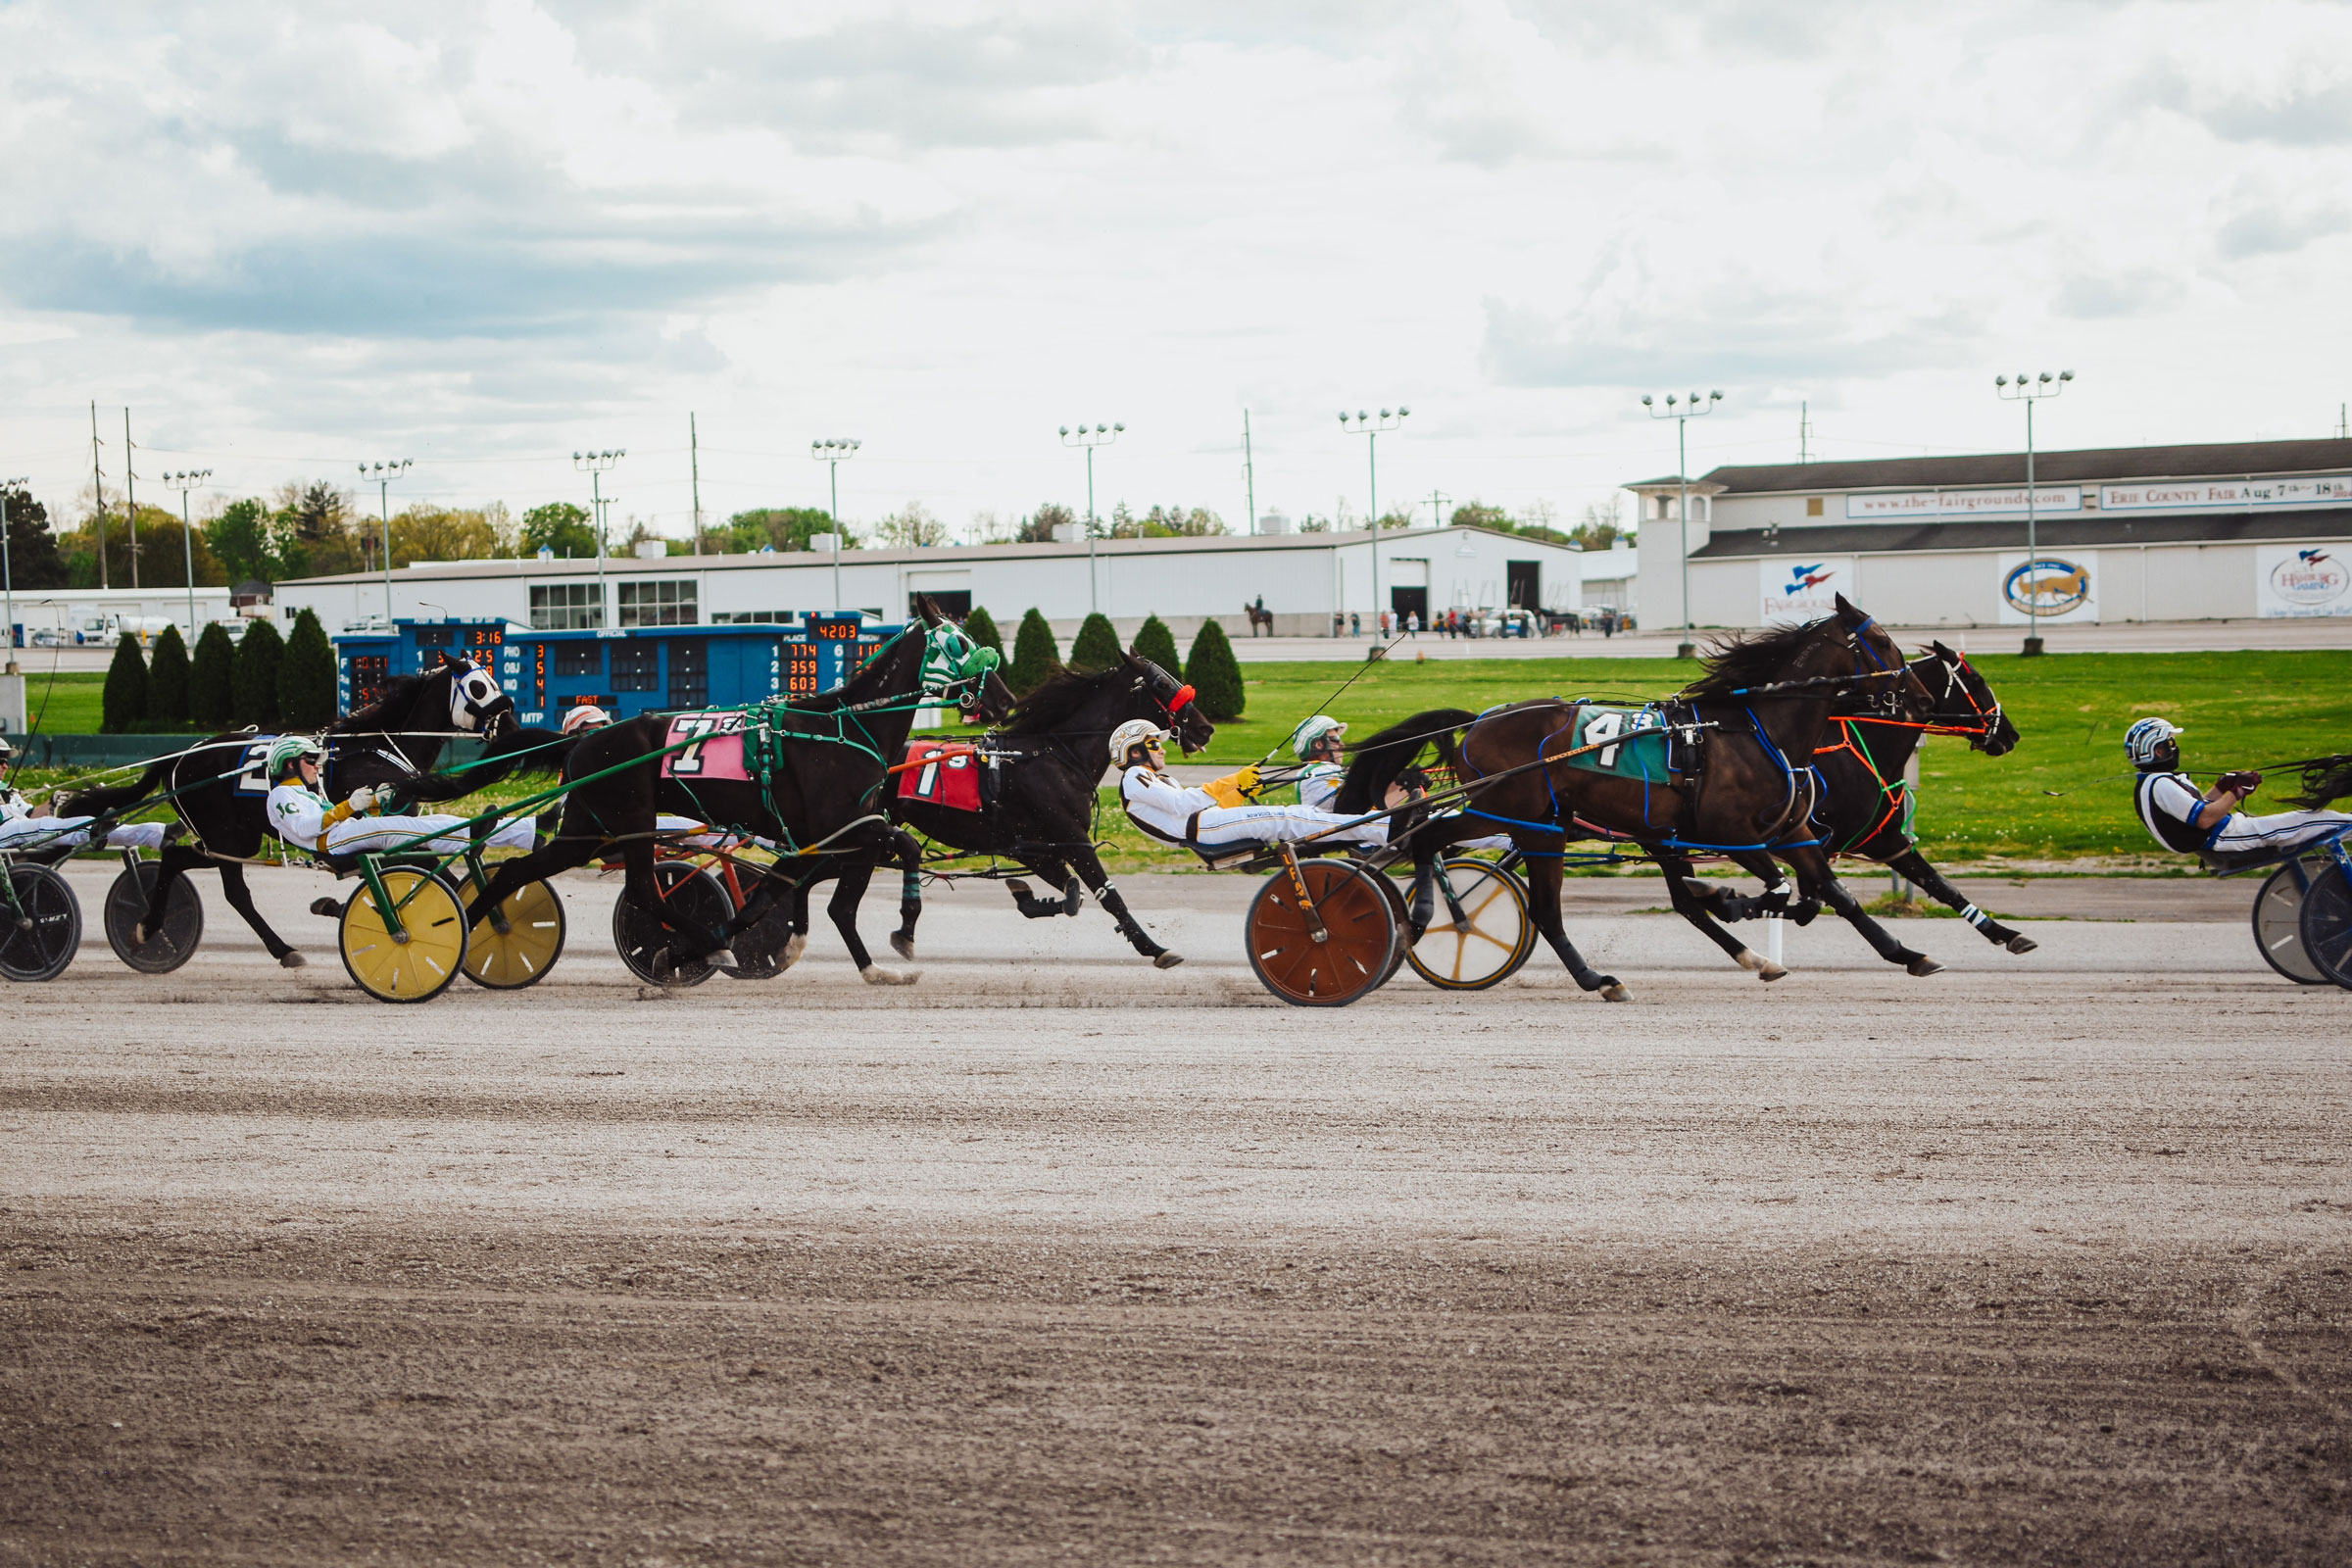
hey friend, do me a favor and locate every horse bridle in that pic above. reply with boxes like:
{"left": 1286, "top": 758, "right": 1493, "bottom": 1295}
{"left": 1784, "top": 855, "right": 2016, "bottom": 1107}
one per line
{"left": 1929, "top": 651, "right": 2003, "bottom": 750}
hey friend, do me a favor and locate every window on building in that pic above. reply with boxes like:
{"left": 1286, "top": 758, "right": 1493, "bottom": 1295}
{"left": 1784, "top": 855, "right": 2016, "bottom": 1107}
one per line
{"left": 667, "top": 639, "right": 709, "bottom": 709}
{"left": 712, "top": 610, "right": 794, "bottom": 624}
{"left": 553, "top": 641, "right": 603, "bottom": 678}
{"left": 529, "top": 583, "right": 603, "bottom": 630}
{"left": 1806, "top": 497, "right": 1825, "bottom": 516}
{"left": 611, "top": 642, "right": 660, "bottom": 692}
{"left": 618, "top": 579, "right": 698, "bottom": 626}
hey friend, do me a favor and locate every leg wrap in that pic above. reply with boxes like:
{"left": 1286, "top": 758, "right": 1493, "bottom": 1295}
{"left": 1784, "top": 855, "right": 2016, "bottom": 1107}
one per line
{"left": 1957, "top": 902, "right": 1991, "bottom": 930}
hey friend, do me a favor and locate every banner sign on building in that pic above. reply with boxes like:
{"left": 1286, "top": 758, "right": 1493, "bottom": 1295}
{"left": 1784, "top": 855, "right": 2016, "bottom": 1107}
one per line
{"left": 1759, "top": 556, "right": 1855, "bottom": 624}
{"left": 1846, "top": 487, "right": 2082, "bottom": 519}
{"left": 1997, "top": 552, "right": 2098, "bottom": 625}
{"left": 2254, "top": 543, "right": 2352, "bottom": 617}
{"left": 2102, "top": 475, "right": 2352, "bottom": 513}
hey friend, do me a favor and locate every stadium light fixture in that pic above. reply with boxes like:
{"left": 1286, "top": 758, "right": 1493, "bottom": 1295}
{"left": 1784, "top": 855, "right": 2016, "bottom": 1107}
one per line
{"left": 1061, "top": 422, "right": 1124, "bottom": 613}
{"left": 1995, "top": 369, "right": 2077, "bottom": 657}
{"left": 1643, "top": 387, "right": 1725, "bottom": 657}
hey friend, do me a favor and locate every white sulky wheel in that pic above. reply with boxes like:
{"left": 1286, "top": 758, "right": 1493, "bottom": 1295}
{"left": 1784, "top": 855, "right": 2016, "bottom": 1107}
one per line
{"left": 1406, "top": 857, "right": 1537, "bottom": 991}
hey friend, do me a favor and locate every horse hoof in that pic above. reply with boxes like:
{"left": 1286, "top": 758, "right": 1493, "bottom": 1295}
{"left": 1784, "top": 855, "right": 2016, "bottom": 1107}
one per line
{"left": 1905, "top": 955, "right": 1945, "bottom": 977}
{"left": 2006, "top": 934, "right": 2038, "bottom": 955}
{"left": 707, "top": 949, "right": 741, "bottom": 973}
{"left": 1005, "top": 879, "right": 1031, "bottom": 898}
{"left": 130, "top": 923, "right": 149, "bottom": 947}
{"left": 648, "top": 948, "right": 675, "bottom": 982}
{"left": 309, "top": 898, "right": 340, "bottom": 918}
{"left": 780, "top": 933, "right": 808, "bottom": 970}
{"left": 890, "top": 933, "right": 916, "bottom": 959}
{"left": 279, "top": 952, "right": 307, "bottom": 969}
{"left": 859, "top": 964, "right": 918, "bottom": 986}
{"left": 1757, "top": 961, "right": 1788, "bottom": 982}
{"left": 1153, "top": 951, "right": 1184, "bottom": 969}
{"left": 1597, "top": 982, "right": 1629, "bottom": 1003}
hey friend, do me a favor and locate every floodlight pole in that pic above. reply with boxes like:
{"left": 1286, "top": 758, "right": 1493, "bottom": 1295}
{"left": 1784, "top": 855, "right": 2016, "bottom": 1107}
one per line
{"left": 163, "top": 468, "right": 212, "bottom": 642}
{"left": 359, "top": 458, "right": 412, "bottom": 626}
{"left": 1995, "top": 370, "right": 2074, "bottom": 656}
{"left": 1642, "top": 389, "right": 1723, "bottom": 657}
{"left": 1340, "top": 407, "right": 1409, "bottom": 634}
{"left": 1060, "top": 422, "right": 1123, "bottom": 614}
{"left": 573, "top": 449, "right": 624, "bottom": 628}
{"left": 0, "top": 476, "right": 26, "bottom": 673}
{"left": 810, "top": 438, "right": 861, "bottom": 612}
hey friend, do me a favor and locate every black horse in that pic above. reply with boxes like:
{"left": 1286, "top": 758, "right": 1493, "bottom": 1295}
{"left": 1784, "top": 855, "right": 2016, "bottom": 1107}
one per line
{"left": 882, "top": 651, "right": 1217, "bottom": 967}
{"left": 1342, "top": 597, "right": 1935, "bottom": 996}
{"left": 58, "top": 655, "right": 544, "bottom": 966}
{"left": 1645, "top": 639, "right": 2032, "bottom": 975}
{"left": 465, "top": 598, "right": 1013, "bottom": 982}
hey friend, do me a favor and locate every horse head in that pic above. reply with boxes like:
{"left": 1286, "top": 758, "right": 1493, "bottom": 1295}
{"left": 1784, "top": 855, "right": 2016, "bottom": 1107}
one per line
{"left": 1926, "top": 640, "right": 2018, "bottom": 756}
{"left": 910, "top": 596, "right": 1016, "bottom": 725}
{"left": 1828, "top": 594, "right": 1935, "bottom": 711}
{"left": 441, "top": 653, "right": 518, "bottom": 740}
{"left": 1125, "top": 650, "right": 1215, "bottom": 755}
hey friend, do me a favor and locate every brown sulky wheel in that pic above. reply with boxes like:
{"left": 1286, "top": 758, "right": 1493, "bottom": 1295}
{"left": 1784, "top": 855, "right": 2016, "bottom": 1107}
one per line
{"left": 1245, "top": 858, "right": 1400, "bottom": 1006}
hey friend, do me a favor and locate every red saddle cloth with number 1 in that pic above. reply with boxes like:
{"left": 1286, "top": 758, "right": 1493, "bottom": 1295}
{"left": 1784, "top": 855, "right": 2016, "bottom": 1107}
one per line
{"left": 896, "top": 741, "right": 981, "bottom": 811}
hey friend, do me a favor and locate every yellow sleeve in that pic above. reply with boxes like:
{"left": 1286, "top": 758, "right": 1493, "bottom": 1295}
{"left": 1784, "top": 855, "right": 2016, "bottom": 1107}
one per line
{"left": 323, "top": 801, "right": 357, "bottom": 829}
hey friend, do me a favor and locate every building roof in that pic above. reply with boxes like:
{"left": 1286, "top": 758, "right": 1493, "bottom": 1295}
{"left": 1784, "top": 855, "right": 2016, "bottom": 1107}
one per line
{"left": 1696, "top": 438, "right": 2352, "bottom": 496}
{"left": 1690, "top": 508, "right": 2352, "bottom": 560}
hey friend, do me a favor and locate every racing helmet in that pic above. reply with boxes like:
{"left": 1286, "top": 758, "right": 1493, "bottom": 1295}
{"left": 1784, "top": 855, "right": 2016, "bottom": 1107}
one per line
{"left": 268, "top": 734, "right": 325, "bottom": 779}
{"left": 1291, "top": 713, "right": 1347, "bottom": 760}
{"left": 2124, "top": 716, "right": 2184, "bottom": 769}
{"left": 0, "top": 734, "right": 13, "bottom": 765}
{"left": 561, "top": 705, "right": 612, "bottom": 736}
{"left": 1108, "top": 718, "right": 1168, "bottom": 765}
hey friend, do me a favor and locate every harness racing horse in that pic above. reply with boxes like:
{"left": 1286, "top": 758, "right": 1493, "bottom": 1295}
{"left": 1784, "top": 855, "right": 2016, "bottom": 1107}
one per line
{"left": 1340, "top": 596, "right": 1935, "bottom": 997}
{"left": 56, "top": 656, "right": 542, "bottom": 967}
{"left": 464, "top": 598, "right": 1013, "bottom": 983}
{"left": 885, "top": 651, "right": 1217, "bottom": 967}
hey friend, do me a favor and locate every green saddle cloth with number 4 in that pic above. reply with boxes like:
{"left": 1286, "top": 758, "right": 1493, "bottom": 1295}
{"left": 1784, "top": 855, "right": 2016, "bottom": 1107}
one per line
{"left": 1561, "top": 703, "right": 1672, "bottom": 780}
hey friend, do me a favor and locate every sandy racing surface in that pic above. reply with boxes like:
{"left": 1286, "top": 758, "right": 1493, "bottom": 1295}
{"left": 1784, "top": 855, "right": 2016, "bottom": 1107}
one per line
{"left": 5, "top": 865, "right": 2350, "bottom": 1564}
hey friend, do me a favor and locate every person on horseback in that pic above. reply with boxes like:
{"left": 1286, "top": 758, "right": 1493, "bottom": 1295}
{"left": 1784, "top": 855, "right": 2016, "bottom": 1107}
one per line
{"left": 1114, "top": 719, "right": 1391, "bottom": 853}
{"left": 2127, "top": 716, "right": 2352, "bottom": 859}
{"left": 0, "top": 735, "right": 175, "bottom": 854}
{"left": 264, "top": 734, "right": 535, "bottom": 858}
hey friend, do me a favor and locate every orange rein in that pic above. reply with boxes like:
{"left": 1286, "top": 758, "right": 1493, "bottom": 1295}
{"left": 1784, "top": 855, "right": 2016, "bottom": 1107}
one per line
{"left": 887, "top": 743, "right": 978, "bottom": 776}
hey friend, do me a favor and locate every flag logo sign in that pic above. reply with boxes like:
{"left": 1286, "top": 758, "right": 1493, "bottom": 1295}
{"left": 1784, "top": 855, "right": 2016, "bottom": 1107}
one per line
{"left": 2270, "top": 548, "right": 2350, "bottom": 609}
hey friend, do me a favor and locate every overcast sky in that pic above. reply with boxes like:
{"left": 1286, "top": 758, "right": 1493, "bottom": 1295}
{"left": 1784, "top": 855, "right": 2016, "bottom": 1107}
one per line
{"left": 4, "top": 0, "right": 2349, "bottom": 542}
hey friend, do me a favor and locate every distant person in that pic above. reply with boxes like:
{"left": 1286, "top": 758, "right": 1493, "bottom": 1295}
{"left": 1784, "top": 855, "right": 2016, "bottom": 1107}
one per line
{"left": 2127, "top": 717, "right": 2352, "bottom": 860}
{"left": 1350, "top": 612, "right": 1360, "bottom": 637}
{"left": 1406, "top": 610, "right": 1420, "bottom": 637}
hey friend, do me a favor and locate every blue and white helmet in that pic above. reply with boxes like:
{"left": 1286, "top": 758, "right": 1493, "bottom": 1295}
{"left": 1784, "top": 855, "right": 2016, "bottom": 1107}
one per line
{"left": 2125, "top": 716, "right": 2184, "bottom": 767}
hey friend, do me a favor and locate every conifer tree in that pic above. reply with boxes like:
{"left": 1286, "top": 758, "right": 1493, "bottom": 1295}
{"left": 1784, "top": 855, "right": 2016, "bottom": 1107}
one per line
{"left": 189, "top": 621, "right": 236, "bottom": 727}
{"left": 233, "top": 616, "right": 285, "bottom": 730}
{"left": 1007, "top": 608, "right": 1060, "bottom": 697}
{"left": 1184, "top": 617, "right": 1246, "bottom": 720}
{"left": 962, "top": 605, "right": 1003, "bottom": 657}
{"left": 1069, "top": 612, "right": 1121, "bottom": 672}
{"left": 1132, "top": 613, "right": 1180, "bottom": 675}
{"left": 277, "top": 609, "right": 338, "bottom": 728}
{"left": 145, "top": 625, "right": 191, "bottom": 728}
{"left": 101, "top": 636, "right": 149, "bottom": 733}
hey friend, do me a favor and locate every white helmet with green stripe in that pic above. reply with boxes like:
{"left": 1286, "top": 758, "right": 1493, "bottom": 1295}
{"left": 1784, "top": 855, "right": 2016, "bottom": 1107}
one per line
{"left": 268, "top": 734, "right": 325, "bottom": 779}
{"left": 1291, "top": 714, "right": 1347, "bottom": 760}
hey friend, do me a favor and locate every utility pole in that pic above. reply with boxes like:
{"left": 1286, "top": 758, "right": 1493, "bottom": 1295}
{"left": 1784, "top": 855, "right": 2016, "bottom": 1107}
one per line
{"left": 690, "top": 413, "right": 704, "bottom": 555}
{"left": 1642, "top": 388, "right": 1724, "bottom": 658}
{"left": 1243, "top": 409, "right": 1256, "bottom": 535}
{"left": 123, "top": 409, "right": 139, "bottom": 589}
{"left": 810, "top": 439, "right": 860, "bottom": 612}
{"left": 164, "top": 468, "right": 211, "bottom": 641}
{"left": 573, "top": 449, "right": 624, "bottom": 627}
{"left": 90, "top": 401, "right": 107, "bottom": 589}
{"left": 360, "top": 459, "right": 413, "bottom": 625}
{"left": 1340, "top": 407, "right": 1409, "bottom": 634}
{"left": 1060, "top": 422, "right": 1123, "bottom": 614}
{"left": 1799, "top": 401, "right": 1813, "bottom": 463}
{"left": 1427, "top": 489, "right": 1451, "bottom": 528}
{"left": 1, "top": 475, "right": 27, "bottom": 673}
{"left": 2337, "top": 403, "right": 2347, "bottom": 440}
{"left": 1994, "top": 369, "right": 2075, "bottom": 657}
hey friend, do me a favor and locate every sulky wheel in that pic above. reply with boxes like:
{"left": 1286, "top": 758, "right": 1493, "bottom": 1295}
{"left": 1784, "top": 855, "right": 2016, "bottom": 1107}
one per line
{"left": 1407, "top": 857, "right": 1537, "bottom": 991}
{"left": 456, "top": 875, "right": 566, "bottom": 990}
{"left": 0, "top": 863, "right": 82, "bottom": 983}
{"left": 338, "top": 867, "right": 469, "bottom": 1004}
{"left": 1245, "top": 857, "right": 1400, "bottom": 1007}
{"left": 612, "top": 860, "right": 732, "bottom": 986}
{"left": 104, "top": 860, "right": 204, "bottom": 975}
{"left": 2252, "top": 859, "right": 2328, "bottom": 985}
{"left": 723, "top": 895, "right": 794, "bottom": 981}
{"left": 2294, "top": 859, "right": 2352, "bottom": 993}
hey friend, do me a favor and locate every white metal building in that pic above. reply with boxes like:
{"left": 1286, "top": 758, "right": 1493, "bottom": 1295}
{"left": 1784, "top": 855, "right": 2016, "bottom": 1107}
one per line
{"left": 4, "top": 585, "right": 239, "bottom": 648}
{"left": 1633, "top": 438, "right": 2352, "bottom": 629}
{"left": 272, "top": 525, "right": 1616, "bottom": 642}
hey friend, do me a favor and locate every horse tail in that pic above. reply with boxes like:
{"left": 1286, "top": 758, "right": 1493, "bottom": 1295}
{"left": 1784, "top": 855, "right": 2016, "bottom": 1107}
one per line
{"left": 1335, "top": 708, "right": 1475, "bottom": 813}
{"left": 399, "top": 725, "right": 578, "bottom": 803}
{"left": 53, "top": 754, "right": 179, "bottom": 818}
{"left": 2287, "top": 753, "right": 2352, "bottom": 810}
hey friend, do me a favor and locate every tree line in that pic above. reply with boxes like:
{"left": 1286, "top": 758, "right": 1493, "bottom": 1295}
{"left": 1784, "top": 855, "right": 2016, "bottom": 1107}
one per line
{"left": 98, "top": 610, "right": 335, "bottom": 734}
{"left": 960, "top": 605, "right": 1243, "bottom": 721}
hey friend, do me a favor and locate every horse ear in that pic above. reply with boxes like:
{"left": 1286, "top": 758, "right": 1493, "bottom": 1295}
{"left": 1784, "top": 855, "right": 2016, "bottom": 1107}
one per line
{"left": 1834, "top": 591, "right": 1859, "bottom": 617}
{"left": 1930, "top": 638, "right": 1955, "bottom": 661}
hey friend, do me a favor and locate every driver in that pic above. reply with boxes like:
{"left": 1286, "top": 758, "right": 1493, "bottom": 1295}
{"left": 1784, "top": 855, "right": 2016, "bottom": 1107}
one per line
{"left": 2128, "top": 717, "right": 2352, "bottom": 858}
{"left": 0, "top": 736, "right": 174, "bottom": 853}
{"left": 264, "top": 735, "right": 534, "bottom": 857}
{"left": 1290, "top": 714, "right": 1351, "bottom": 812}
{"left": 1113, "top": 719, "right": 1392, "bottom": 853}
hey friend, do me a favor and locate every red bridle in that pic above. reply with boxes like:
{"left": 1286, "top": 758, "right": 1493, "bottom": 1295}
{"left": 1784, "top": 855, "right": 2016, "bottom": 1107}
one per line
{"left": 1166, "top": 684, "right": 1197, "bottom": 713}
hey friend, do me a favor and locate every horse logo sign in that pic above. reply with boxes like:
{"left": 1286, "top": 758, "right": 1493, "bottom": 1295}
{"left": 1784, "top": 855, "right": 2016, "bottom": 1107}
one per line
{"left": 1998, "top": 554, "right": 2097, "bottom": 624}
{"left": 2255, "top": 543, "right": 2352, "bottom": 616}
{"left": 1758, "top": 556, "right": 1853, "bottom": 624}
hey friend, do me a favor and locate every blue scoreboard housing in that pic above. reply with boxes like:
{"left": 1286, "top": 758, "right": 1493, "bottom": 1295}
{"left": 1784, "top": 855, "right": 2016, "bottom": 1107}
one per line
{"left": 332, "top": 612, "right": 899, "bottom": 724}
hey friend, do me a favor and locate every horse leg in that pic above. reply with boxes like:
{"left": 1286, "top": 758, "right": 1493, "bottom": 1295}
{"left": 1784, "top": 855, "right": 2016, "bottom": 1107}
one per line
{"left": 216, "top": 860, "right": 305, "bottom": 967}
{"left": 1785, "top": 846, "right": 1941, "bottom": 977}
{"left": 1658, "top": 848, "right": 1786, "bottom": 981}
{"left": 1068, "top": 845, "right": 1181, "bottom": 967}
{"left": 827, "top": 858, "right": 916, "bottom": 985}
{"left": 1886, "top": 846, "right": 2035, "bottom": 954}
{"left": 134, "top": 841, "right": 201, "bottom": 946}
{"left": 889, "top": 829, "right": 923, "bottom": 960}
{"left": 1523, "top": 854, "right": 1626, "bottom": 1001}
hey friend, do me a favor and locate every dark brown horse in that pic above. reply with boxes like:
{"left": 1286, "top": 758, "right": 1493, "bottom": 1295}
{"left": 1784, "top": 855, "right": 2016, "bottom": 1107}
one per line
{"left": 1341, "top": 596, "right": 1934, "bottom": 997}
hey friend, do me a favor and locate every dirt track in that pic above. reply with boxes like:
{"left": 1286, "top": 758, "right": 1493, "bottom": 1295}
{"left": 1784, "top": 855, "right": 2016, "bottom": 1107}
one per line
{"left": 5, "top": 868, "right": 2350, "bottom": 1564}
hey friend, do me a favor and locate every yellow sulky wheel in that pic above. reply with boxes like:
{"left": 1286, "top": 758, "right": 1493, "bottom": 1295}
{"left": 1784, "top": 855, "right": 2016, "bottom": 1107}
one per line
{"left": 456, "top": 875, "right": 566, "bottom": 990}
{"left": 1407, "top": 857, "right": 1537, "bottom": 991}
{"left": 339, "top": 868, "right": 469, "bottom": 1004}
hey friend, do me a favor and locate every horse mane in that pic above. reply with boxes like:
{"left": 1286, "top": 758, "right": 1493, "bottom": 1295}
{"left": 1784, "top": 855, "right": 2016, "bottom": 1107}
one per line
{"left": 1000, "top": 663, "right": 1129, "bottom": 735}
{"left": 328, "top": 666, "right": 443, "bottom": 734}
{"left": 1678, "top": 618, "right": 1832, "bottom": 700}
{"left": 2288, "top": 752, "right": 2352, "bottom": 809}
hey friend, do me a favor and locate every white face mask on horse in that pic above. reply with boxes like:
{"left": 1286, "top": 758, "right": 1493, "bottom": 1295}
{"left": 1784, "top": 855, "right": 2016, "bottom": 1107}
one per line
{"left": 448, "top": 662, "right": 506, "bottom": 732}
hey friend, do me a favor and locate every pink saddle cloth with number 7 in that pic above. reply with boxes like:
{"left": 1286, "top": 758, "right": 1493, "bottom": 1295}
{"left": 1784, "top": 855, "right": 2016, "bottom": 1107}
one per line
{"left": 660, "top": 712, "right": 752, "bottom": 781}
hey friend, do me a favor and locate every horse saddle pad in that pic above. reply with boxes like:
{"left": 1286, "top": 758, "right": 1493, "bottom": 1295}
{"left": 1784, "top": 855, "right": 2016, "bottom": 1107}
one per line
{"left": 662, "top": 711, "right": 752, "bottom": 781}
{"left": 1559, "top": 704, "right": 1672, "bottom": 780}
{"left": 234, "top": 736, "right": 278, "bottom": 795}
{"left": 897, "top": 741, "right": 982, "bottom": 811}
